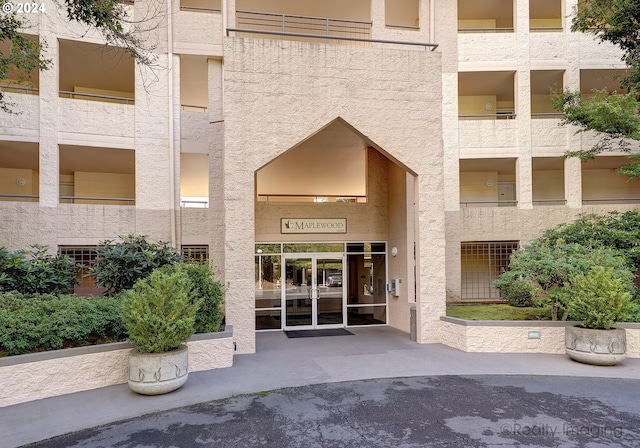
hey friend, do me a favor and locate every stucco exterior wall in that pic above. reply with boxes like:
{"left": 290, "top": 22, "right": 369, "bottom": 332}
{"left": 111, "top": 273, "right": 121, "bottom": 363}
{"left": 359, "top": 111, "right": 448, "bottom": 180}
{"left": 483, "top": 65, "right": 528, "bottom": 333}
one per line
{"left": 223, "top": 37, "right": 443, "bottom": 351}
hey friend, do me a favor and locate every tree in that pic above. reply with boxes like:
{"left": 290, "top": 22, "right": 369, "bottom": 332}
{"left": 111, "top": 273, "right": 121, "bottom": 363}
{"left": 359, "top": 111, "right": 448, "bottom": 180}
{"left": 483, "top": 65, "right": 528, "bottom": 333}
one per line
{"left": 1, "top": 1, "right": 156, "bottom": 111}
{"left": 552, "top": 0, "right": 640, "bottom": 178}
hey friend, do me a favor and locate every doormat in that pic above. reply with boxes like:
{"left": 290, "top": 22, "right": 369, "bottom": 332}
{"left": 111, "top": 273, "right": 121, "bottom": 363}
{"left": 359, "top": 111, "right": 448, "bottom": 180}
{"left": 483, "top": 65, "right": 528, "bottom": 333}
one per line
{"left": 285, "top": 328, "right": 354, "bottom": 339}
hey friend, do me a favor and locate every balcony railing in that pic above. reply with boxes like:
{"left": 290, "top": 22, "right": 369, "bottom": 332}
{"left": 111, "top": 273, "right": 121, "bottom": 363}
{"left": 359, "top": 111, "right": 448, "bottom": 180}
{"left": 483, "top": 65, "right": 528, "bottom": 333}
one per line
{"left": 530, "top": 26, "right": 563, "bottom": 32}
{"left": 257, "top": 194, "right": 367, "bottom": 203}
{"left": 531, "top": 112, "right": 564, "bottom": 119}
{"left": 180, "top": 5, "right": 220, "bottom": 13}
{"left": 460, "top": 200, "right": 518, "bottom": 207}
{"left": 231, "top": 10, "right": 438, "bottom": 50}
{"left": 60, "top": 196, "right": 135, "bottom": 205}
{"left": 582, "top": 198, "right": 640, "bottom": 205}
{"left": 0, "top": 84, "right": 39, "bottom": 95}
{"left": 0, "top": 193, "right": 39, "bottom": 201}
{"left": 181, "top": 104, "right": 208, "bottom": 113}
{"left": 533, "top": 199, "right": 567, "bottom": 205}
{"left": 458, "top": 27, "right": 514, "bottom": 33}
{"left": 459, "top": 113, "right": 517, "bottom": 120}
{"left": 59, "top": 91, "right": 134, "bottom": 105}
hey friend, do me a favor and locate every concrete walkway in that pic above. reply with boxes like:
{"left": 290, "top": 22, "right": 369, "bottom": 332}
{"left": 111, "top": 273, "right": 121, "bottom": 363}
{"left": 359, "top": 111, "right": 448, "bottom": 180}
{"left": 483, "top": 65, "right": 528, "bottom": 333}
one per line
{"left": 3, "top": 327, "right": 640, "bottom": 447}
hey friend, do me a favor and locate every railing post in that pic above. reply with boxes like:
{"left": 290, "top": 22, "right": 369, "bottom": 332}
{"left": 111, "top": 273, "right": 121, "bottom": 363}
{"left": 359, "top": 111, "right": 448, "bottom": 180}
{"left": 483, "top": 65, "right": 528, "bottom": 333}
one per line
{"left": 326, "top": 18, "right": 329, "bottom": 44}
{"left": 282, "top": 13, "right": 285, "bottom": 40}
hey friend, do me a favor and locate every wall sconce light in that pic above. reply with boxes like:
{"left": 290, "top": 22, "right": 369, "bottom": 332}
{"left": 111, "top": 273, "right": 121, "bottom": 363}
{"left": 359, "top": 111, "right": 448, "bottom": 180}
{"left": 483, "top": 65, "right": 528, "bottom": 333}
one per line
{"left": 16, "top": 178, "right": 26, "bottom": 187}
{"left": 485, "top": 179, "right": 494, "bottom": 187}
{"left": 391, "top": 247, "right": 398, "bottom": 257}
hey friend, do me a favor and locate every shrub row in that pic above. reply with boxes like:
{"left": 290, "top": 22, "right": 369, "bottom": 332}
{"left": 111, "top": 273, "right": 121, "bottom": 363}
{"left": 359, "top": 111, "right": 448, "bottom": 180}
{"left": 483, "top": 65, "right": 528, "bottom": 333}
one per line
{"left": 0, "top": 292, "right": 127, "bottom": 356}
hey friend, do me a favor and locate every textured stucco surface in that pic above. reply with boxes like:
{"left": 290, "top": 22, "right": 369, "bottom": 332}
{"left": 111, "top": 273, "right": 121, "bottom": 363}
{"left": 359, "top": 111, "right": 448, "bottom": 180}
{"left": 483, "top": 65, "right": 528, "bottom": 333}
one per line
{"left": 440, "top": 319, "right": 640, "bottom": 358}
{"left": 223, "top": 37, "right": 444, "bottom": 351}
{"left": 0, "top": 333, "right": 233, "bottom": 407}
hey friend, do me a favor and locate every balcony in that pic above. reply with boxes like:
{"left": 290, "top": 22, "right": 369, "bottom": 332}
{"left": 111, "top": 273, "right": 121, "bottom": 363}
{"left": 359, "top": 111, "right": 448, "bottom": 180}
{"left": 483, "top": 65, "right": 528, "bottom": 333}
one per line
{"left": 59, "top": 145, "right": 135, "bottom": 206}
{"left": 529, "top": 0, "right": 562, "bottom": 32}
{"left": 532, "top": 157, "right": 565, "bottom": 206}
{"left": 459, "top": 158, "right": 517, "bottom": 207}
{"left": 0, "top": 34, "right": 40, "bottom": 98}
{"left": 59, "top": 39, "right": 134, "bottom": 105}
{"left": 582, "top": 156, "right": 640, "bottom": 205}
{"left": 457, "top": 0, "right": 513, "bottom": 33}
{"left": 180, "top": 153, "right": 209, "bottom": 208}
{"left": 0, "top": 142, "right": 39, "bottom": 203}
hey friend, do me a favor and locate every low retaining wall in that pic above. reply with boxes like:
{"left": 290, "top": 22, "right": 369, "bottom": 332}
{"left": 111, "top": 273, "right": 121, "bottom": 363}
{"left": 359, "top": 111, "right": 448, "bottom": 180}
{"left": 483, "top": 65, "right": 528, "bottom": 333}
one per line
{"left": 0, "top": 326, "right": 234, "bottom": 407}
{"left": 440, "top": 318, "right": 640, "bottom": 357}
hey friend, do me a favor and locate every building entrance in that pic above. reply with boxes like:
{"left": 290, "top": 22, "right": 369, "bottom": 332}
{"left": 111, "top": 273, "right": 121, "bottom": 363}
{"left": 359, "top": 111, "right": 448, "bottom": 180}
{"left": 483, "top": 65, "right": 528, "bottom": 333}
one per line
{"left": 283, "top": 254, "right": 345, "bottom": 329}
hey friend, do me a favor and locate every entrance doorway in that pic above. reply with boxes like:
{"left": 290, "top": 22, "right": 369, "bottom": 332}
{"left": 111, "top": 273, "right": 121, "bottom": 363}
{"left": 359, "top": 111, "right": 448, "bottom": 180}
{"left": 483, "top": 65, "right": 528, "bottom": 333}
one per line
{"left": 284, "top": 254, "right": 345, "bottom": 329}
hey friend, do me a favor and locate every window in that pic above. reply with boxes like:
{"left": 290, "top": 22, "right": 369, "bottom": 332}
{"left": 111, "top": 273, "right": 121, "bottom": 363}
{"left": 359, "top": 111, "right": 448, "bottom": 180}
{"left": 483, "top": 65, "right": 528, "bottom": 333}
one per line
{"left": 461, "top": 241, "right": 518, "bottom": 300}
{"left": 182, "top": 245, "right": 209, "bottom": 261}
{"left": 59, "top": 246, "right": 101, "bottom": 296}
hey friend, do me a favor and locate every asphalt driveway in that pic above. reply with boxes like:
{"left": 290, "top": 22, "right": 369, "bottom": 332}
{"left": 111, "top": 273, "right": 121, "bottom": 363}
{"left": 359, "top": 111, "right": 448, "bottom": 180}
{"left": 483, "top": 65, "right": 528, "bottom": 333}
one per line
{"left": 26, "top": 375, "right": 640, "bottom": 448}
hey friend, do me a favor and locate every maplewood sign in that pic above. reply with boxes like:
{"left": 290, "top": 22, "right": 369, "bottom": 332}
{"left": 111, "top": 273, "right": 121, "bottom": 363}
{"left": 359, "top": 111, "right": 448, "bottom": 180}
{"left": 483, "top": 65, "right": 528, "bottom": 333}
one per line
{"left": 281, "top": 218, "right": 347, "bottom": 234}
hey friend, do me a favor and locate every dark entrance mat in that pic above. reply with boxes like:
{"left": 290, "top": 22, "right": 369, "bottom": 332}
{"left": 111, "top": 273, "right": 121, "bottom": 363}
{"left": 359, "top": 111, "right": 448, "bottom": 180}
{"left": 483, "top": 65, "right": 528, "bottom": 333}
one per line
{"left": 285, "top": 328, "right": 354, "bottom": 338}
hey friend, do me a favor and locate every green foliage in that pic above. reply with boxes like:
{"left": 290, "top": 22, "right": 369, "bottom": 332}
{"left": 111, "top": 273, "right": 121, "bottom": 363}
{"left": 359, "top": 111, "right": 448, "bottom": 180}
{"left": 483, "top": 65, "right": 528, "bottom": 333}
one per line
{"left": 0, "top": 292, "right": 126, "bottom": 356}
{"left": 0, "top": 245, "right": 77, "bottom": 295}
{"left": 123, "top": 267, "right": 201, "bottom": 354}
{"left": 0, "top": 14, "right": 49, "bottom": 112}
{"left": 174, "top": 262, "right": 225, "bottom": 334}
{"left": 497, "top": 278, "right": 536, "bottom": 307}
{"left": 567, "top": 266, "right": 632, "bottom": 329}
{"left": 92, "top": 233, "right": 183, "bottom": 296}
{"left": 493, "top": 242, "right": 631, "bottom": 321}
{"left": 538, "top": 211, "right": 640, "bottom": 270}
{"left": 553, "top": 0, "right": 640, "bottom": 176}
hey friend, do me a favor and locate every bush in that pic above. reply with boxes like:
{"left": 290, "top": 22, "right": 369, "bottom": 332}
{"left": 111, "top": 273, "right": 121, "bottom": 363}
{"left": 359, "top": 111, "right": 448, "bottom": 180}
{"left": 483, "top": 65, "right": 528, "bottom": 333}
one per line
{"left": 173, "top": 262, "right": 224, "bottom": 334}
{"left": 123, "top": 267, "right": 201, "bottom": 354}
{"left": 498, "top": 278, "right": 537, "bottom": 307}
{"left": 0, "top": 245, "right": 77, "bottom": 295}
{"left": 567, "top": 267, "right": 633, "bottom": 330}
{"left": 92, "top": 233, "right": 183, "bottom": 296}
{"left": 0, "top": 292, "right": 126, "bottom": 356}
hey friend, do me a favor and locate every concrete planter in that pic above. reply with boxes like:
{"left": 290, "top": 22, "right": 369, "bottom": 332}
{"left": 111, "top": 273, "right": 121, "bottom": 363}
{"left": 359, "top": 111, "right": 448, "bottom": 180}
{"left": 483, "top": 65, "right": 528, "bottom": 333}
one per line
{"left": 128, "top": 345, "right": 189, "bottom": 395}
{"left": 0, "top": 326, "right": 234, "bottom": 407}
{"left": 565, "top": 326, "right": 626, "bottom": 366}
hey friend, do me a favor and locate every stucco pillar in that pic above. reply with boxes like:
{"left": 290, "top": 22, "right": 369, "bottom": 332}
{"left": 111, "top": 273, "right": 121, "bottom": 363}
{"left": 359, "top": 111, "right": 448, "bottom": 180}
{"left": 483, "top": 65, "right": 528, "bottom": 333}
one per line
{"left": 515, "top": 0, "right": 533, "bottom": 209}
{"left": 565, "top": 157, "right": 582, "bottom": 208}
{"left": 38, "top": 14, "right": 59, "bottom": 210}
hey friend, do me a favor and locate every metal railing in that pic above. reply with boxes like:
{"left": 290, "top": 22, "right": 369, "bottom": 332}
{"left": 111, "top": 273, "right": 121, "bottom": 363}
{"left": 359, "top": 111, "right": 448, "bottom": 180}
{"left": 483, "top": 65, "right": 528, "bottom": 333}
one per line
{"left": 460, "top": 200, "right": 518, "bottom": 207}
{"left": 257, "top": 194, "right": 367, "bottom": 203}
{"left": 533, "top": 199, "right": 567, "bottom": 205}
{"left": 0, "top": 84, "right": 39, "bottom": 94}
{"left": 232, "top": 10, "right": 438, "bottom": 50}
{"left": 531, "top": 112, "right": 564, "bottom": 119}
{"left": 181, "top": 104, "right": 208, "bottom": 112}
{"left": 458, "top": 27, "right": 514, "bottom": 33}
{"left": 59, "top": 196, "right": 135, "bottom": 205}
{"left": 582, "top": 198, "right": 640, "bottom": 205}
{"left": 459, "top": 113, "right": 517, "bottom": 120}
{"left": 0, "top": 193, "right": 39, "bottom": 201}
{"left": 59, "top": 91, "right": 135, "bottom": 105}
{"left": 236, "top": 10, "right": 372, "bottom": 40}
{"left": 180, "top": 5, "right": 220, "bottom": 13}
{"left": 385, "top": 24, "right": 420, "bottom": 31}
{"left": 530, "top": 26, "right": 563, "bottom": 32}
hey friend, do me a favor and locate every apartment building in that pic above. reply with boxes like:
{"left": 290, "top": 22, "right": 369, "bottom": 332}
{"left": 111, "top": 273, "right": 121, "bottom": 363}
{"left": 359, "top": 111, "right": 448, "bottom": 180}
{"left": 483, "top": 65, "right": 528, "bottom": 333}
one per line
{"left": 0, "top": 0, "right": 636, "bottom": 354}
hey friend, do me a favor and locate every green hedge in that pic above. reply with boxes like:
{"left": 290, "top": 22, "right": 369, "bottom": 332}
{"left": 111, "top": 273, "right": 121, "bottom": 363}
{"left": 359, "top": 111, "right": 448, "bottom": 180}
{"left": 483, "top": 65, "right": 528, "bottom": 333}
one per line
{"left": 0, "top": 292, "right": 127, "bottom": 356}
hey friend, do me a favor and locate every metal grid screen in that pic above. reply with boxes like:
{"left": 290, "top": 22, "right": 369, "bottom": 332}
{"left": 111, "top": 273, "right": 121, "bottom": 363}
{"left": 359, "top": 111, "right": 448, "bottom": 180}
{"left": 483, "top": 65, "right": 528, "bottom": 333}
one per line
{"left": 58, "top": 246, "right": 100, "bottom": 296}
{"left": 461, "top": 241, "right": 518, "bottom": 300}
{"left": 182, "top": 245, "right": 209, "bottom": 262}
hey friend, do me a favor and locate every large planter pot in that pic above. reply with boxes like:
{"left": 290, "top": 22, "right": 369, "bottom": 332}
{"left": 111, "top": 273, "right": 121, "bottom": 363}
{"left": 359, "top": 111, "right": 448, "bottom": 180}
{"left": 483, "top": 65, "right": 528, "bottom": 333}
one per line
{"left": 128, "top": 344, "right": 189, "bottom": 395}
{"left": 565, "top": 326, "right": 626, "bottom": 366}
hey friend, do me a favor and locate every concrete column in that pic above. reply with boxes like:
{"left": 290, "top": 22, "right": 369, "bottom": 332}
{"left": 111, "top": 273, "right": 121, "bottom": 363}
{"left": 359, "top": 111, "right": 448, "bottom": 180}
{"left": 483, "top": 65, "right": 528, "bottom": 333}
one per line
{"left": 515, "top": 0, "right": 533, "bottom": 209}
{"left": 565, "top": 157, "right": 583, "bottom": 208}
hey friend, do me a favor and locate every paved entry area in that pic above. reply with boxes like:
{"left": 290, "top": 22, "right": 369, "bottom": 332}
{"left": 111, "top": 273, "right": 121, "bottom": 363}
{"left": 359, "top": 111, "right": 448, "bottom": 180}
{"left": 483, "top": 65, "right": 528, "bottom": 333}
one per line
{"left": 4, "top": 327, "right": 640, "bottom": 447}
{"left": 25, "top": 375, "right": 640, "bottom": 447}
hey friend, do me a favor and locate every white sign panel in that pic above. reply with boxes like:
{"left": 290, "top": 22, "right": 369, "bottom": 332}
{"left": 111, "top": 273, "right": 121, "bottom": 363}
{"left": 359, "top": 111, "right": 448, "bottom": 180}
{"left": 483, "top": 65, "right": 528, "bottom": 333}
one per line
{"left": 281, "top": 218, "right": 347, "bottom": 234}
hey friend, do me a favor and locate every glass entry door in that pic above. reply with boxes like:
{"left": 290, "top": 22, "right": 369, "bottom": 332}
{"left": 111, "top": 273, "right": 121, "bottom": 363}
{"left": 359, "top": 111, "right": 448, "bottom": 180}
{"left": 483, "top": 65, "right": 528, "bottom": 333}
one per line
{"left": 284, "top": 254, "right": 345, "bottom": 329}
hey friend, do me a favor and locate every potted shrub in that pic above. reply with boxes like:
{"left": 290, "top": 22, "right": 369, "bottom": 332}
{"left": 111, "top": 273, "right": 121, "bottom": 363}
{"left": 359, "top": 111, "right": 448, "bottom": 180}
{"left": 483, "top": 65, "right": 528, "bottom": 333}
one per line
{"left": 123, "top": 266, "right": 202, "bottom": 395}
{"left": 564, "top": 266, "right": 632, "bottom": 366}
